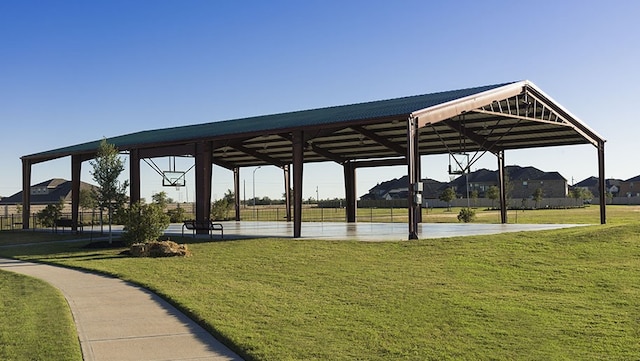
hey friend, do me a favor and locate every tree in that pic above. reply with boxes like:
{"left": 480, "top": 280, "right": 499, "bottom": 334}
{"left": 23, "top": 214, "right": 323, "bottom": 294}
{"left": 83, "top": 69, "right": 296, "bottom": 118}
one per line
{"left": 37, "top": 200, "right": 64, "bottom": 228}
{"left": 151, "top": 191, "right": 173, "bottom": 210}
{"left": 486, "top": 185, "right": 499, "bottom": 209}
{"left": 439, "top": 187, "right": 456, "bottom": 211}
{"left": 570, "top": 188, "right": 584, "bottom": 206}
{"left": 223, "top": 189, "right": 235, "bottom": 204}
{"left": 121, "top": 201, "right": 170, "bottom": 246}
{"left": 470, "top": 189, "right": 479, "bottom": 208}
{"left": 90, "top": 139, "right": 129, "bottom": 243}
{"left": 532, "top": 188, "right": 544, "bottom": 209}
{"left": 211, "top": 198, "right": 231, "bottom": 220}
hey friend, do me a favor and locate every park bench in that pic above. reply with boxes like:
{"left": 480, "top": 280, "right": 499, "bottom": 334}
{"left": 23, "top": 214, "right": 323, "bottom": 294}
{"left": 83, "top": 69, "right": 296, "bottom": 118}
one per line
{"left": 54, "top": 218, "right": 82, "bottom": 233}
{"left": 182, "top": 220, "right": 223, "bottom": 239}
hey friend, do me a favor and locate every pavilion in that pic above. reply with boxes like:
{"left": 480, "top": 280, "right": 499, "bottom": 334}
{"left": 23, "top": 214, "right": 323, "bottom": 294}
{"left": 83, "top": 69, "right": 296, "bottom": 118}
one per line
{"left": 20, "top": 80, "right": 606, "bottom": 239}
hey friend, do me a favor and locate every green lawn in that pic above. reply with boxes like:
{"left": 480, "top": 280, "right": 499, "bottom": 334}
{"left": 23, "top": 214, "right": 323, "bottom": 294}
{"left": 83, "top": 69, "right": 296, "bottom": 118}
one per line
{"left": 0, "top": 270, "right": 83, "bottom": 361}
{"left": 0, "top": 206, "right": 639, "bottom": 360}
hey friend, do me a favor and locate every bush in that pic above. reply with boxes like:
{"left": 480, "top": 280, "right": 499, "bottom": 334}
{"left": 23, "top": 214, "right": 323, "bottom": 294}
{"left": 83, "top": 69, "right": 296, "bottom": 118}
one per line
{"left": 121, "top": 202, "right": 170, "bottom": 246}
{"left": 37, "top": 203, "right": 63, "bottom": 227}
{"left": 211, "top": 198, "right": 232, "bottom": 221}
{"left": 457, "top": 208, "right": 476, "bottom": 223}
{"left": 167, "top": 205, "right": 187, "bottom": 223}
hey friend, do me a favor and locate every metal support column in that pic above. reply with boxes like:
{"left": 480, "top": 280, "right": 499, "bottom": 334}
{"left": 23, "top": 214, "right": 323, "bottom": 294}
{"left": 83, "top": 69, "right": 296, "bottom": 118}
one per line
{"left": 407, "top": 116, "right": 419, "bottom": 240}
{"left": 292, "top": 131, "right": 304, "bottom": 238}
{"left": 129, "top": 148, "right": 141, "bottom": 205}
{"left": 598, "top": 141, "right": 606, "bottom": 224}
{"left": 195, "top": 141, "right": 213, "bottom": 233}
{"left": 233, "top": 167, "right": 241, "bottom": 221}
{"left": 283, "top": 164, "right": 292, "bottom": 222}
{"left": 21, "top": 159, "right": 31, "bottom": 229}
{"left": 497, "top": 150, "right": 507, "bottom": 224}
{"left": 71, "top": 155, "right": 82, "bottom": 232}
{"left": 344, "top": 160, "right": 356, "bottom": 223}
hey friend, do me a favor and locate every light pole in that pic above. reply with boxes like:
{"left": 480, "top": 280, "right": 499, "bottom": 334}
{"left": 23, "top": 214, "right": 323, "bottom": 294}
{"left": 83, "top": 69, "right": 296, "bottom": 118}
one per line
{"left": 252, "top": 166, "right": 261, "bottom": 220}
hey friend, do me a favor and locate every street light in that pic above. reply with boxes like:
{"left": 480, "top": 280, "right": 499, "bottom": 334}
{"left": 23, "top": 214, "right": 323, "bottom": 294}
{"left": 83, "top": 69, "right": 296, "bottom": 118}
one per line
{"left": 252, "top": 166, "right": 261, "bottom": 220}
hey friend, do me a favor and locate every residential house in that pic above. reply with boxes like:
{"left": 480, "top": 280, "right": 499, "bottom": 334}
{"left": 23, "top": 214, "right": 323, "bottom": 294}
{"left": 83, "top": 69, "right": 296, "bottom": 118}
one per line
{"left": 0, "top": 178, "right": 97, "bottom": 206}
{"left": 573, "top": 176, "right": 622, "bottom": 197}
{"left": 360, "top": 176, "right": 445, "bottom": 200}
{"left": 619, "top": 175, "right": 640, "bottom": 197}
{"left": 447, "top": 165, "right": 568, "bottom": 199}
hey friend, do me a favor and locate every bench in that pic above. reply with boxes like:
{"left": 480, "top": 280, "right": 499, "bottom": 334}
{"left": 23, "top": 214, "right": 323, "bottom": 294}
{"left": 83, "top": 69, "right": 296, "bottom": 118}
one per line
{"left": 54, "top": 218, "right": 82, "bottom": 233}
{"left": 182, "top": 220, "right": 223, "bottom": 239}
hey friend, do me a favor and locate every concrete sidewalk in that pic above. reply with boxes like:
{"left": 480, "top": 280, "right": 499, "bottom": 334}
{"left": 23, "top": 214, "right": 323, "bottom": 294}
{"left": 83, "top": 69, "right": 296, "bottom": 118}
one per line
{"left": 0, "top": 258, "right": 243, "bottom": 361}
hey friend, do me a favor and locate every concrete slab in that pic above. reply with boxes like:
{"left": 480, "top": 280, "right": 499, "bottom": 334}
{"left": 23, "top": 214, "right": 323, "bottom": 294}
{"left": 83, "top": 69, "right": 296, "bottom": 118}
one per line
{"left": 166, "top": 221, "right": 587, "bottom": 242}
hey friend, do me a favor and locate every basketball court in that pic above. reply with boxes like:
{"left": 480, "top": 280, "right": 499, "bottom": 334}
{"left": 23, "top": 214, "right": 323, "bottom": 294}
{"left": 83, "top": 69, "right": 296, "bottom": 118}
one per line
{"left": 166, "top": 221, "right": 587, "bottom": 242}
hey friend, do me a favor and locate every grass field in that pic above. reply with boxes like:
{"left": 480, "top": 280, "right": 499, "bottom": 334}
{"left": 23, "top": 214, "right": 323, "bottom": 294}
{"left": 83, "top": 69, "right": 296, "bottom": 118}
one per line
{"left": 0, "top": 270, "right": 82, "bottom": 361}
{"left": 0, "top": 206, "right": 638, "bottom": 360}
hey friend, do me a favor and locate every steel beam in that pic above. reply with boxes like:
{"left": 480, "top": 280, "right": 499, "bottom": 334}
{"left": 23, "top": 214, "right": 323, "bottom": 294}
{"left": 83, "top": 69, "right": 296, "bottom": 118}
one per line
{"left": 352, "top": 157, "right": 406, "bottom": 169}
{"left": 21, "top": 159, "right": 31, "bottom": 229}
{"left": 129, "top": 148, "right": 141, "bottom": 205}
{"left": 283, "top": 164, "right": 292, "bottom": 222}
{"left": 598, "top": 141, "right": 606, "bottom": 224}
{"left": 195, "top": 141, "right": 213, "bottom": 233}
{"left": 233, "top": 167, "right": 241, "bottom": 221}
{"left": 344, "top": 160, "right": 357, "bottom": 223}
{"left": 292, "top": 131, "right": 304, "bottom": 238}
{"left": 353, "top": 125, "right": 406, "bottom": 156}
{"left": 407, "top": 117, "right": 419, "bottom": 240}
{"left": 71, "top": 155, "right": 82, "bottom": 232}
{"left": 497, "top": 150, "right": 507, "bottom": 223}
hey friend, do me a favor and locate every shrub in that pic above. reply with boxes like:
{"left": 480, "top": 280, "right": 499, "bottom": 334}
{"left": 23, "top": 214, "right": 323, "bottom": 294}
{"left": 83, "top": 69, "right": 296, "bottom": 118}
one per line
{"left": 37, "top": 203, "right": 63, "bottom": 227}
{"left": 167, "top": 205, "right": 187, "bottom": 223}
{"left": 121, "top": 202, "right": 170, "bottom": 246}
{"left": 457, "top": 208, "right": 476, "bottom": 223}
{"left": 211, "top": 198, "right": 231, "bottom": 220}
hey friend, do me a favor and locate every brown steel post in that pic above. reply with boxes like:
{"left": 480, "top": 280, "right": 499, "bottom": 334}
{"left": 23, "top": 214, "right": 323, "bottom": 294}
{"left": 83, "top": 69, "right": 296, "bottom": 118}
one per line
{"left": 195, "top": 141, "right": 213, "bottom": 233}
{"left": 292, "top": 131, "right": 304, "bottom": 238}
{"left": 598, "top": 141, "right": 606, "bottom": 224}
{"left": 71, "top": 155, "right": 81, "bottom": 232}
{"left": 497, "top": 150, "right": 507, "bottom": 224}
{"left": 233, "top": 167, "right": 241, "bottom": 221}
{"left": 416, "top": 147, "right": 423, "bottom": 224}
{"left": 283, "top": 164, "right": 292, "bottom": 222}
{"left": 129, "top": 148, "right": 141, "bottom": 205}
{"left": 21, "top": 159, "right": 31, "bottom": 229}
{"left": 407, "top": 117, "right": 419, "bottom": 240}
{"left": 344, "top": 160, "right": 356, "bottom": 223}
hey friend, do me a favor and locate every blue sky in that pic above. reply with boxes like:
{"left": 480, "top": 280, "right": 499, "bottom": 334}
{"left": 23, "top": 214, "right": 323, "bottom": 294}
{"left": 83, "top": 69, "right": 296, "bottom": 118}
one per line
{"left": 1, "top": 1, "right": 639, "bottom": 202}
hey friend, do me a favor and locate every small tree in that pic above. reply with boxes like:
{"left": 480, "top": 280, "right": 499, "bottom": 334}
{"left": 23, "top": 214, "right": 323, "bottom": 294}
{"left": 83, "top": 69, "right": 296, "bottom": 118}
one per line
{"left": 167, "top": 204, "right": 187, "bottom": 223}
{"left": 121, "top": 202, "right": 170, "bottom": 246}
{"left": 151, "top": 191, "right": 173, "bottom": 210}
{"left": 211, "top": 198, "right": 231, "bottom": 220}
{"left": 486, "top": 185, "right": 499, "bottom": 209}
{"left": 79, "top": 188, "right": 98, "bottom": 225}
{"left": 37, "top": 200, "right": 64, "bottom": 228}
{"left": 439, "top": 187, "right": 456, "bottom": 211}
{"left": 90, "top": 139, "right": 129, "bottom": 243}
{"left": 470, "top": 189, "right": 479, "bottom": 208}
{"left": 457, "top": 208, "right": 476, "bottom": 223}
{"left": 570, "top": 188, "right": 583, "bottom": 206}
{"left": 532, "top": 188, "right": 544, "bottom": 209}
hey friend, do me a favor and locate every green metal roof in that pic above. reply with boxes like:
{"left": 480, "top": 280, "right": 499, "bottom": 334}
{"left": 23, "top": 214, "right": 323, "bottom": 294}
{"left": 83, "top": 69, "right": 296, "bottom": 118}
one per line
{"left": 23, "top": 82, "right": 513, "bottom": 161}
{"left": 22, "top": 80, "right": 604, "bottom": 169}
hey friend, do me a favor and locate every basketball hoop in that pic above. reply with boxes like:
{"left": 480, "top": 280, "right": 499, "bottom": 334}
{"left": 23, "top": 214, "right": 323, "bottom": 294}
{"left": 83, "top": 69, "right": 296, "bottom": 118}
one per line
{"left": 448, "top": 153, "right": 470, "bottom": 175}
